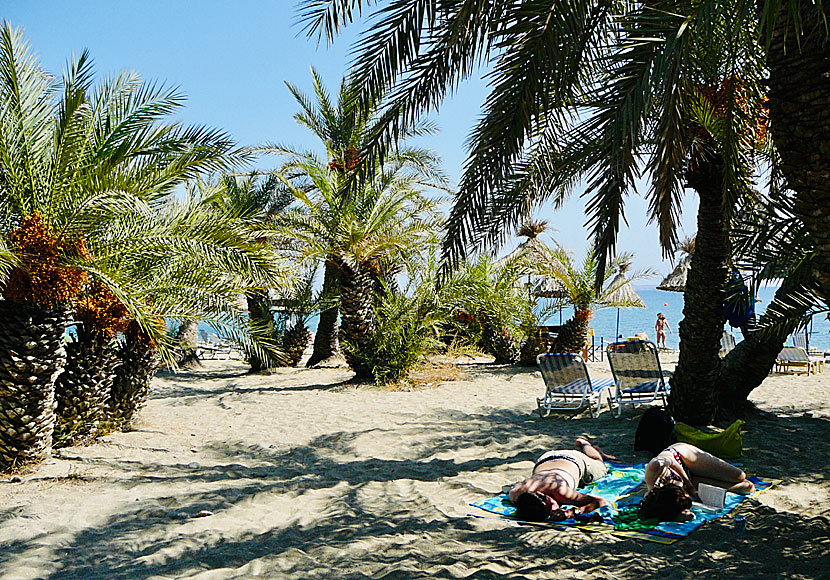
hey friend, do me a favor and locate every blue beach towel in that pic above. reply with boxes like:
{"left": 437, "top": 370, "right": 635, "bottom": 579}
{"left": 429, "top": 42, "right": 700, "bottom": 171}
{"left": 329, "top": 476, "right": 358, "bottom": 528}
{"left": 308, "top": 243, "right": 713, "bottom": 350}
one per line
{"left": 470, "top": 462, "right": 778, "bottom": 544}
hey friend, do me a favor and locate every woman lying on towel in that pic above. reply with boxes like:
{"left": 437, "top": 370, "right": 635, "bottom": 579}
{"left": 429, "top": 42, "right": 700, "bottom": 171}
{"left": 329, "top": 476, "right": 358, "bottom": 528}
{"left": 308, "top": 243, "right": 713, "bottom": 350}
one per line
{"left": 508, "top": 438, "right": 615, "bottom": 522}
{"left": 640, "top": 443, "right": 755, "bottom": 521}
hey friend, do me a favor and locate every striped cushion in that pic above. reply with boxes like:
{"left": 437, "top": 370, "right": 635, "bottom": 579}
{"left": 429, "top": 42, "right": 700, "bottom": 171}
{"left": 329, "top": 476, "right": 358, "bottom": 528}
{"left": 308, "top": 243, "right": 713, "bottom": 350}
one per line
{"left": 552, "top": 377, "right": 615, "bottom": 394}
{"left": 622, "top": 380, "right": 667, "bottom": 394}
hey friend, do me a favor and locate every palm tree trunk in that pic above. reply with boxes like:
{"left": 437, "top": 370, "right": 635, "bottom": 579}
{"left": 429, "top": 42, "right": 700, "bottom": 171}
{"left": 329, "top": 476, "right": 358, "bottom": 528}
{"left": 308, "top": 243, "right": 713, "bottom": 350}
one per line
{"left": 669, "top": 154, "right": 730, "bottom": 425}
{"left": 306, "top": 259, "right": 340, "bottom": 367}
{"left": 246, "top": 290, "right": 275, "bottom": 372}
{"left": 174, "top": 319, "right": 201, "bottom": 369}
{"left": 479, "top": 314, "right": 521, "bottom": 364}
{"left": 338, "top": 260, "right": 375, "bottom": 378}
{"left": 768, "top": 2, "right": 830, "bottom": 304}
{"left": 282, "top": 319, "right": 311, "bottom": 367}
{"left": 0, "top": 301, "right": 67, "bottom": 471}
{"left": 551, "top": 311, "right": 592, "bottom": 355}
{"left": 107, "top": 329, "right": 159, "bottom": 430}
{"left": 718, "top": 277, "right": 809, "bottom": 412}
{"left": 54, "top": 328, "right": 119, "bottom": 447}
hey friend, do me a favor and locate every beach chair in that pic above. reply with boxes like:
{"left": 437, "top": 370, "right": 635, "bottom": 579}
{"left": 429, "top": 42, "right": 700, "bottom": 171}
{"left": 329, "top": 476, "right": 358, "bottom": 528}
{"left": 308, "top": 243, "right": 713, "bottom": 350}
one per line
{"left": 719, "top": 331, "right": 737, "bottom": 358}
{"left": 775, "top": 346, "right": 821, "bottom": 375}
{"left": 536, "top": 353, "right": 615, "bottom": 418}
{"left": 196, "top": 329, "right": 220, "bottom": 360}
{"left": 205, "top": 333, "right": 234, "bottom": 360}
{"left": 606, "top": 340, "right": 671, "bottom": 417}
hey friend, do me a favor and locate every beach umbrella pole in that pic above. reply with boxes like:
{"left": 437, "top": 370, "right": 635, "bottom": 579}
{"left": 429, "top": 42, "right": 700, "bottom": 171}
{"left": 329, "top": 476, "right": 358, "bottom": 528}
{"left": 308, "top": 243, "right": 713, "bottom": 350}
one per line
{"left": 615, "top": 308, "right": 620, "bottom": 339}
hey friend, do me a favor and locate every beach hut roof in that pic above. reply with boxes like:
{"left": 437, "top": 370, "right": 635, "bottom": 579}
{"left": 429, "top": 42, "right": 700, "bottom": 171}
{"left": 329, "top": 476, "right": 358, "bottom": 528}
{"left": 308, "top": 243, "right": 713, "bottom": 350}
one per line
{"left": 657, "top": 255, "right": 691, "bottom": 293}
{"left": 604, "top": 273, "right": 645, "bottom": 307}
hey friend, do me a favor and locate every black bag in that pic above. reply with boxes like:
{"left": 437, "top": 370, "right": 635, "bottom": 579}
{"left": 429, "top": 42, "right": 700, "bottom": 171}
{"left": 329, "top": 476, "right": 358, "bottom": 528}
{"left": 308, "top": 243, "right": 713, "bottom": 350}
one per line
{"left": 634, "top": 407, "right": 676, "bottom": 457}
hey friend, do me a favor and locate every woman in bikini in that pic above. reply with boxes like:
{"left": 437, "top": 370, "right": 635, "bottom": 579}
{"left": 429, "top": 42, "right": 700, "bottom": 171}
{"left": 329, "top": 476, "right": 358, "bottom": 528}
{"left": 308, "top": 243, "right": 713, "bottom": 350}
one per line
{"left": 509, "top": 438, "right": 616, "bottom": 521}
{"left": 640, "top": 442, "right": 755, "bottom": 521}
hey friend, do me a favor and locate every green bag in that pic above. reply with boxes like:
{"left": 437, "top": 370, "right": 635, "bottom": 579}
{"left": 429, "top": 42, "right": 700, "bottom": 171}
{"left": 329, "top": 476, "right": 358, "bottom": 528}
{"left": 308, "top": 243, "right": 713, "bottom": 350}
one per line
{"left": 674, "top": 419, "right": 745, "bottom": 459}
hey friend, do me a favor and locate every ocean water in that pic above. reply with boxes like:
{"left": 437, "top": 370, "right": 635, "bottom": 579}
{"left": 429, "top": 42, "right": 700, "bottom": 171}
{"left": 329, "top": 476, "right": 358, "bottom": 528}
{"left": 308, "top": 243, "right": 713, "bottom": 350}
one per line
{"left": 195, "top": 286, "right": 829, "bottom": 352}
{"left": 547, "top": 286, "right": 830, "bottom": 351}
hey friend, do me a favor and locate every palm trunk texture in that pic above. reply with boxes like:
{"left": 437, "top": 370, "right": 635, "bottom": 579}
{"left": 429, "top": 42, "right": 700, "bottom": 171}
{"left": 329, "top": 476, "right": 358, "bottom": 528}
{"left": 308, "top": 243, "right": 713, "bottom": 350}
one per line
{"left": 0, "top": 301, "right": 67, "bottom": 471}
{"left": 54, "top": 329, "right": 119, "bottom": 447}
{"left": 338, "top": 260, "right": 375, "bottom": 378}
{"left": 306, "top": 259, "right": 340, "bottom": 367}
{"left": 174, "top": 319, "right": 201, "bottom": 369}
{"left": 282, "top": 321, "right": 311, "bottom": 367}
{"left": 768, "top": 3, "right": 830, "bottom": 305}
{"left": 107, "top": 334, "right": 159, "bottom": 429}
{"left": 479, "top": 314, "right": 520, "bottom": 364}
{"left": 669, "top": 156, "right": 730, "bottom": 425}
{"left": 719, "top": 278, "right": 809, "bottom": 411}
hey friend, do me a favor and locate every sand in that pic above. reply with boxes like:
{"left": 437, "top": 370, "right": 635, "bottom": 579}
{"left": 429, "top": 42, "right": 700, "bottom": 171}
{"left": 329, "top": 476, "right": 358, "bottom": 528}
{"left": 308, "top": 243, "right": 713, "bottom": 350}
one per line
{"left": 1, "top": 352, "right": 828, "bottom": 579}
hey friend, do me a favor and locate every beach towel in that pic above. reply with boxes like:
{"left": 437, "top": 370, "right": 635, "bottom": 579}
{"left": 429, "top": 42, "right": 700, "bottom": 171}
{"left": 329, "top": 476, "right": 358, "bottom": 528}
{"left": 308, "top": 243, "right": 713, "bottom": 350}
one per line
{"left": 470, "top": 462, "right": 778, "bottom": 544}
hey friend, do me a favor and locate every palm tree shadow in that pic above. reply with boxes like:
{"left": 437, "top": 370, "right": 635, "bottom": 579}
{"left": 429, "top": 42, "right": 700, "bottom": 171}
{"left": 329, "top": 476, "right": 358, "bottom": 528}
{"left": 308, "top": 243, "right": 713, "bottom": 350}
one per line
{"left": 1, "top": 407, "right": 827, "bottom": 579}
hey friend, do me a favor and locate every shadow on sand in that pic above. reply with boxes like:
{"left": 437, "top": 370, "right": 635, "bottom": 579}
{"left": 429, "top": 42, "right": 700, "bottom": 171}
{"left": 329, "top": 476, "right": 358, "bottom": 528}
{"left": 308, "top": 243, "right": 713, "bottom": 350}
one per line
{"left": 1, "top": 365, "right": 828, "bottom": 579}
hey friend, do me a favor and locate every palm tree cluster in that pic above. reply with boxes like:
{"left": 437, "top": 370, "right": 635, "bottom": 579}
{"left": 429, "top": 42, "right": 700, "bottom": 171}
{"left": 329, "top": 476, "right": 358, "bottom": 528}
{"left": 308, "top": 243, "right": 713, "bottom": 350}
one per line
{"left": 298, "top": 0, "right": 830, "bottom": 423}
{"left": 0, "top": 23, "right": 285, "bottom": 470}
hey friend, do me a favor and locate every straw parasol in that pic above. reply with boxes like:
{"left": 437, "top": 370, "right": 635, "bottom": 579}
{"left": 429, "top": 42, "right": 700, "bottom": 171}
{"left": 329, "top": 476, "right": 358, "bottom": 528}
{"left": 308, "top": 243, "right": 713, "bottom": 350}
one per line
{"left": 496, "top": 220, "right": 568, "bottom": 299}
{"left": 657, "top": 237, "right": 694, "bottom": 293}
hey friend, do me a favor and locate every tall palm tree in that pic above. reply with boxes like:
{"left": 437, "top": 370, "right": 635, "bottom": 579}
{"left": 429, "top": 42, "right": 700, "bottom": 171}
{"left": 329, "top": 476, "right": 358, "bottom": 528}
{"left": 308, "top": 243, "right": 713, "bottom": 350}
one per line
{"left": 274, "top": 154, "right": 444, "bottom": 378}
{"left": 0, "top": 23, "right": 254, "bottom": 466}
{"left": 264, "top": 69, "right": 440, "bottom": 367}
{"left": 766, "top": 2, "right": 830, "bottom": 307}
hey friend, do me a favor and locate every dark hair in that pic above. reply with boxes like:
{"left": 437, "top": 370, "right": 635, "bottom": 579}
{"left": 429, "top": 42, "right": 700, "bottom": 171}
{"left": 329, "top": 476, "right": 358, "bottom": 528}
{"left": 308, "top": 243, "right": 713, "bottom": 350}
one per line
{"left": 514, "top": 491, "right": 555, "bottom": 522}
{"left": 638, "top": 485, "right": 693, "bottom": 521}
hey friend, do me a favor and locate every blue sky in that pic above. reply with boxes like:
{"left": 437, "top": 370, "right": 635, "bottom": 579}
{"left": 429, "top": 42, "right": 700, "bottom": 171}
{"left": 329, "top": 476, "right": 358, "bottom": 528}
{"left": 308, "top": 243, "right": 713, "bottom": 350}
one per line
{"left": 5, "top": 0, "right": 698, "bottom": 280}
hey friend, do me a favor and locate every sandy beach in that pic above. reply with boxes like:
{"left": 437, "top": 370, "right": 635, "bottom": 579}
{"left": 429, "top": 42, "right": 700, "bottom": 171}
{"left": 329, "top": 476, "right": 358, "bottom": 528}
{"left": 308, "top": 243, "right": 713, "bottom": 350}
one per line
{"left": 1, "top": 353, "right": 828, "bottom": 579}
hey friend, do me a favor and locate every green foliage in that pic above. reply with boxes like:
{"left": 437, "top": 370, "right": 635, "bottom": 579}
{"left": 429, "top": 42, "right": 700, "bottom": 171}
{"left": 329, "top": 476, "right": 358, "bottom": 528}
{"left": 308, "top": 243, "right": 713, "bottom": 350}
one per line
{"left": 342, "top": 283, "right": 443, "bottom": 385}
{"left": 0, "top": 22, "right": 283, "bottom": 361}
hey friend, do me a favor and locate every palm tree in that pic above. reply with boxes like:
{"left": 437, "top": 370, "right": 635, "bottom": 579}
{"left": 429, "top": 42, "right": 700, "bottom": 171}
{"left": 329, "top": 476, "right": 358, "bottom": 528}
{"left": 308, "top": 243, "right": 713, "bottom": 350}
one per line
{"left": 530, "top": 246, "right": 653, "bottom": 354}
{"left": 766, "top": 3, "right": 830, "bottom": 307}
{"left": 95, "top": 190, "right": 287, "bottom": 428}
{"left": 275, "top": 153, "right": 444, "bottom": 377}
{"left": 441, "top": 255, "right": 534, "bottom": 364}
{"left": 0, "top": 23, "right": 258, "bottom": 466}
{"left": 199, "top": 173, "right": 294, "bottom": 372}
{"left": 264, "top": 69, "right": 440, "bottom": 367}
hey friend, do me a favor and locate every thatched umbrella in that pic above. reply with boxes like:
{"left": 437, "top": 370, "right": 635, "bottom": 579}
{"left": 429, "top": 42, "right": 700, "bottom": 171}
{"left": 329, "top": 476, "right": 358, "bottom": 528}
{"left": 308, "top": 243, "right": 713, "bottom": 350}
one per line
{"left": 496, "top": 219, "right": 568, "bottom": 300}
{"left": 604, "top": 264, "right": 646, "bottom": 338}
{"left": 657, "top": 237, "right": 694, "bottom": 293}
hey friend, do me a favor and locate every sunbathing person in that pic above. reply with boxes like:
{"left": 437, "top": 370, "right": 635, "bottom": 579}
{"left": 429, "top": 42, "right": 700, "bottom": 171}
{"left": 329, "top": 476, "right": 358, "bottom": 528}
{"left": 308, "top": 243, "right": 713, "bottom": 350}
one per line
{"left": 509, "top": 438, "right": 615, "bottom": 522}
{"left": 640, "top": 442, "right": 755, "bottom": 521}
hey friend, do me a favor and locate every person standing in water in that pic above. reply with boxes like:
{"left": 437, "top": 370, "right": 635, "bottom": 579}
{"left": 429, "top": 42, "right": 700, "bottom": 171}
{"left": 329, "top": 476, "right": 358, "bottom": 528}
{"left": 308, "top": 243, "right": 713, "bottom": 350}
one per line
{"left": 655, "top": 313, "right": 672, "bottom": 349}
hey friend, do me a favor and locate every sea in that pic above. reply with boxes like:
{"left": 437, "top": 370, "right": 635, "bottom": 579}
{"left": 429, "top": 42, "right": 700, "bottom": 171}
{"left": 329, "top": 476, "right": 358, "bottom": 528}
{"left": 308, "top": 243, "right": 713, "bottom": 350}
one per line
{"left": 554, "top": 286, "right": 830, "bottom": 352}
{"left": 196, "top": 285, "right": 829, "bottom": 352}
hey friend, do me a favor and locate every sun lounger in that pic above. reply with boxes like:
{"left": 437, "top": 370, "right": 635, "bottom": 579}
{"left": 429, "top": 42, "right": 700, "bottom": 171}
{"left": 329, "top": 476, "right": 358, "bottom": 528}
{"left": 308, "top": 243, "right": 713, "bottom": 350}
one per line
{"left": 790, "top": 335, "right": 825, "bottom": 372}
{"left": 606, "top": 340, "right": 671, "bottom": 417}
{"left": 775, "top": 346, "right": 821, "bottom": 375}
{"left": 536, "top": 353, "right": 615, "bottom": 418}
